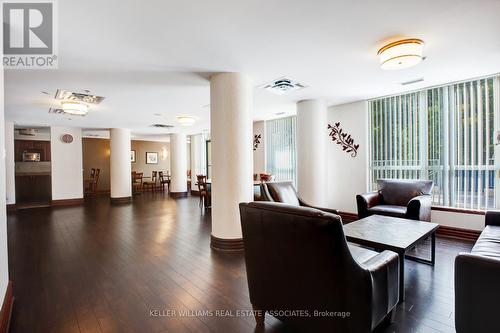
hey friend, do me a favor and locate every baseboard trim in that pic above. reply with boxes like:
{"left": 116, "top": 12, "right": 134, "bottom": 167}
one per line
{"left": 110, "top": 196, "right": 132, "bottom": 204}
{"left": 210, "top": 235, "right": 244, "bottom": 251}
{"left": 0, "top": 281, "right": 13, "bottom": 333}
{"left": 6, "top": 204, "right": 16, "bottom": 212}
{"left": 51, "top": 198, "right": 84, "bottom": 206}
{"left": 436, "top": 225, "right": 481, "bottom": 241}
{"left": 170, "top": 191, "right": 188, "bottom": 198}
{"left": 338, "top": 211, "right": 358, "bottom": 223}
{"left": 190, "top": 190, "right": 200, "bottom": 196}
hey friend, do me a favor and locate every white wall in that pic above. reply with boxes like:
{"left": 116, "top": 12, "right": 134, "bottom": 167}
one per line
{"left": 0, "top": 64, "right": 9, "bottom": 308}
{"left": 327, "top": 101, "right": 369, "bottom": 213}
{"left": 327, "top": 101, "right": 486, "bottom": 231}
{"left": 253, "top": 121, "right": 266, "bottom": 174}
{"left": 50, "top": 126, "right": 84, "bottom": 200}
{"left": 5, "top": 122, "right": 15, "bottom": 205}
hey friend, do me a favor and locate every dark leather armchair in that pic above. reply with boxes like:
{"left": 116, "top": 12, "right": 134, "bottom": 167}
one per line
{"left": 356, "top": 179, "right": 433, "bottom": 221}
{"left": 239, "top": 202, "right": 399, "bottom": 332}
{"left": 261, "top": 181, "right": 339, "bottom": 215}
{"left": 455, "top": 211, "right": 500, "bottom": 333}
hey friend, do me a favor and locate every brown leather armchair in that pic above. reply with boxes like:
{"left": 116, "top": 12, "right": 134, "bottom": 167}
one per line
{"left": 239, "top": 202, "right": 399, "bottom": 332}
{"left": 261, "top": 181, "right": 339, "bottom": 215}
{"left": 356, "top": 179, "right": 433, "bottom": 221}
{"left": 455, "top": 211, "right": 500, "bottom": 333}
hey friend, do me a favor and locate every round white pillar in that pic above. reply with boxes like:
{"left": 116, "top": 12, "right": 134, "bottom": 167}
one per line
{"left": 5, "top": 121, "right": 15, "bottom": 206}
{"left": 190, "top": 134, "right": 203, "bottom": 192}
{"left": 170, "top": 133, "right": 188, "bottom": 196}
{"left": 296, "top": 100, "right": 327, "bottom": 206}
{"left": 110, "top": 128, "right": 132, "bottom": 203}
{"left": 210, "top": 73, "right": 253, "bottom": 250}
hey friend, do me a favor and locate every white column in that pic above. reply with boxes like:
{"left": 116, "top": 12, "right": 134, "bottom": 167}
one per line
{"left": 4, "top": 122, "right": 15, "bottom": 205}
{"left": 297, "top": 99, "right": 327, "bottom": 206}
{"left": 110, "top": 128, "right": 132, "bottom": 202}
{"left": 190, "top": 134, "right": 203, "bottom": 191}
{"left": 210, "top": 73, "right": 253, "bottom": 250}
{"left": 0, "top": 64, "right": 7, "bottom": 302}
{"left": 170, "top": 133, "right": 187, "bottom": 195}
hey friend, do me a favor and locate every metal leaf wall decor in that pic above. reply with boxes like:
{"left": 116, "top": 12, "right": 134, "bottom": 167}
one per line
{"left": 253, "top": 134, "right": 261, "bottom": 150}
{"left": 328, "top": 122, "right": 359, "bottom": 157}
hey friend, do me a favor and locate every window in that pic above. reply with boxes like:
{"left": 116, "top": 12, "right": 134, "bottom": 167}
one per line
{"left": 206, "top": 140, "right": 212, "bottom": 179}
{"left": 369, "top": 75, "right": 500, "bottom": 210}
{"left": 266, "top": 116, "right": 297, "bottom": 183}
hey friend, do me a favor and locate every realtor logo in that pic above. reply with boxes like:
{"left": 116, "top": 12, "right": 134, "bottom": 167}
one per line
{"left": 2, "top": 0, "right": 58, "bottom": 69}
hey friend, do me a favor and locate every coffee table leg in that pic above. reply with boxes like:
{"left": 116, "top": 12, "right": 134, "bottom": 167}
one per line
{"left": 399, "top": 251, "right": 405, "bottom": 302}
{"left": 431, "top": 231, "right": 436, "bottom": 266}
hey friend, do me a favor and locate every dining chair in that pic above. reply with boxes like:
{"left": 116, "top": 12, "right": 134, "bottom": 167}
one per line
{"left": 196, "top": 175, "right": 210, "bottom": 208}
{"left": 132, "top": 172, "right": 143, "bottom": 194}
{"left": 143, "top": 171, "right": 158, "bottom": 192}
{"left": 92, "top": 169, "right": 101, "bottom": 194}
{"left": 90, "top": 168, "right": 96, "bottom": 178}
{"left": 158, "top": 171, "right": 171, "bottom": 192}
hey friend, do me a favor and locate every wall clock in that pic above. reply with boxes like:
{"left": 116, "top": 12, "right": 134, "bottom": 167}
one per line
{"left": 60, "top": 134, "right": 74, "bottom": 144}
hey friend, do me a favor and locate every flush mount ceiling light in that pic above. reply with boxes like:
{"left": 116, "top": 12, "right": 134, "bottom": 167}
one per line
{"left": 176, "top": 116, "right": 197, "bottom": 127}
{"left": 378, "top": 39, "right": 425, "bottom": 70}
{"left": 61, "top": 101, "right": 89, "bottom": 116}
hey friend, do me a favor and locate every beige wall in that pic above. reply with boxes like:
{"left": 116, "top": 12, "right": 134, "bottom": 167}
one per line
{"left": 82, "top": 138, "right": 178, "bottom": 192}
{"left": 131, "top": 140, "right": 171, "bottom": 177}
{"left": 82, "top": 138, "right": 110, "bottom": 191}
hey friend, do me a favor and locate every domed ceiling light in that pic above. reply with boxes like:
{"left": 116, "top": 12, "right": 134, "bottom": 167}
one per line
{"left": 378, "top": 39, "right": 425, "bottom": 70}
{"left": 176, "top": 116, "right": 197, "bottom": 126}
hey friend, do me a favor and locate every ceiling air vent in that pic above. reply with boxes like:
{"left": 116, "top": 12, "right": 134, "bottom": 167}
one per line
{"left": 260, "top": 77, "right": 307, "bottom": 95}
{"left": 150, "top": 124, "right": 174, "bottom": 129}
{"left": 401, "top": 77, "right": 424, "bottom": 86}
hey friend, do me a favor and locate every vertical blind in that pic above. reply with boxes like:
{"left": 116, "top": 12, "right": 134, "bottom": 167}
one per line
{"left": 266, "top": 116, "right": 297, "bottom": 183}
{"left": 369, "top": 75, "right": 499, "bottom": 210}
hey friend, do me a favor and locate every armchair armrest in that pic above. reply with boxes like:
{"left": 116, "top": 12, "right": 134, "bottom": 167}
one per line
{"left": 298, "top": 199, "right": 339, "bottom": 215}
{"left": 304, "top": 205, "right": 339, "bottom": 215}
{"left": 406, "top": 195, "right": 432, "bottom": 222}
{"left": 356, "top": 192, "right": 381, "bottom": 219}
{"left": 485, "top": 210, "right": 500, "bottom": 226}
{"left": 362, "top": 250, "right": 399, "bottom": 329}
{"left": 455, "top": 253, "right": 500, "bottom": 333}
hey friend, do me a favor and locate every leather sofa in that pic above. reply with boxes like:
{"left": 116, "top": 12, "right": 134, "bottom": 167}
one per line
{"left": 239, "top": 201, "right": 399, "bottom": 332}
{"left": 260, "top": 181, "right": 339, "bottom": 215}
{"left": 356, "top": 179, "right": 433, "bottom": 221}
{"left": 455, "top": 211, "right": 500, "bottom": 333}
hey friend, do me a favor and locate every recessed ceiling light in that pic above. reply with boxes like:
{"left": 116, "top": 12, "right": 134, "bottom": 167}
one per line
{"left": 176, "top": 116, "right": 197, "bottom": 127}
{"left": 378, "top": 39, "right": 425, "bottom": 70}
{"left": 275, "top": 112, "right": 286, "bottom": 115}
{"left": 153, "top": 113, "right": 162, "bottom": 116}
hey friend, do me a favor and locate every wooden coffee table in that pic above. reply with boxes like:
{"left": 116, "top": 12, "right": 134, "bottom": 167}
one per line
{"left": 343, "top": 214, "right": 439, "bottom": 302}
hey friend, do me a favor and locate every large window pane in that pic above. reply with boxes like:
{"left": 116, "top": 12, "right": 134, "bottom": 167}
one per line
{"left": 369, "top": 76, "right": 498, "bottom": 210}
{"left": 266, "top": 116, "right": 297, "bottom": 183}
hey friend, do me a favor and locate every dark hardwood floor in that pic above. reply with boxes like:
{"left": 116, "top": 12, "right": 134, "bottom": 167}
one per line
{"left": 7, "top": 194, "right": 473, "bottom": 333}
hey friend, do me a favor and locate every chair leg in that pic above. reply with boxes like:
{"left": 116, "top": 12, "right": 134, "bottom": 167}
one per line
{"left": 252, "top": 305, "right": 265, "bottom": 326}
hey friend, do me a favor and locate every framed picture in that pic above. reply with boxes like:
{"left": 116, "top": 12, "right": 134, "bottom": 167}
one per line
{"left": 131, "top": 150, "right": 136, "bottom": 163}
{"left": 146, "top": 152, "right": 158, "bottom": 164}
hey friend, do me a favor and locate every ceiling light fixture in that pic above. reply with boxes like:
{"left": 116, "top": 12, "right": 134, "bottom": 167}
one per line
{"left": 61, "top": 101, "right": 89, "bottom": 116}
{"left": 176, "top": 116, "right": 196, "bottom": 127}
{"left": 378, "top": 39, "right": 425, "bottom": 70}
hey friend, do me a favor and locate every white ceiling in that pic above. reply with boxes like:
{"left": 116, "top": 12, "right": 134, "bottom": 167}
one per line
{"left": 5, "top": 0, "right": 500, "bottom": 136}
